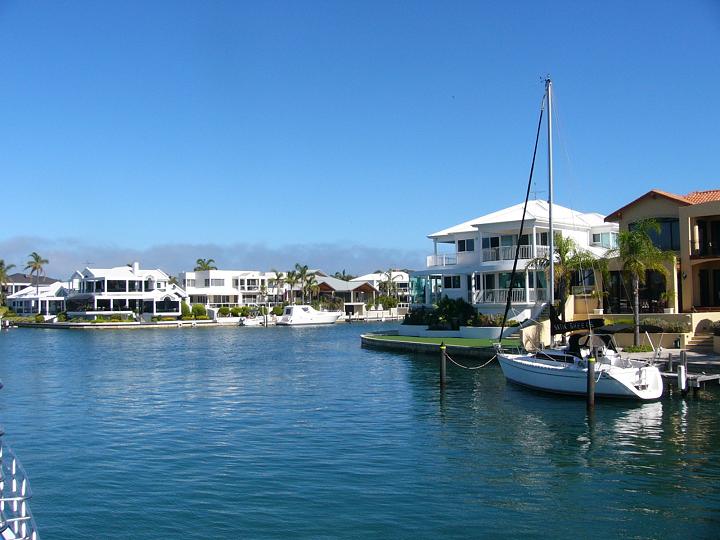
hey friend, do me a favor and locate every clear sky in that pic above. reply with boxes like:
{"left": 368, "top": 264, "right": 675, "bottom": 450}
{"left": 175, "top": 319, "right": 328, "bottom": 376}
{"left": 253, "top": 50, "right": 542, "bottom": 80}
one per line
{"left": 1, "top": 0, "right": 719, "bottom": 277}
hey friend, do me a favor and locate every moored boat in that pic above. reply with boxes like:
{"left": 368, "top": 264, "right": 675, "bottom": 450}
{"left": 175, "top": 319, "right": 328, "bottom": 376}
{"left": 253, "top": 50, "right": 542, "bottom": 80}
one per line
{"left": 276, "top": 305, "right": 342, "bottom": 326}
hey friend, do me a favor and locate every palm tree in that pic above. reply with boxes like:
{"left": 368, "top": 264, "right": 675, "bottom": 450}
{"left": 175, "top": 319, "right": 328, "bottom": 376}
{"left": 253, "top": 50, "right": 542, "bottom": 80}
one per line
{"left": 194, "top": 258, "right": 217, "bottom": 271}
{"left": 304, "top": 273, "right": 319, "bottom": 303}
{"left": 271, "top": 269, "right": 285, "bottom": 304}
{"left": 333, "top": 269, "right": 355, "bottom": 281}
{"left": 25, "top": 252, "right": 49, "bottom": 295}
{"left": 526, "top": 233, "right": 603, "bottom": 323}
{"left": 0, "top": 260, "right": 16, "bottom": 305}
{"left": 294, "top": 264, "right": 310, "bottom": 303}
{"left": 380, "top": 269, "right": 397, "bottom": 298}
{"left": 608, "top": 219, "right": 675, "bottom": 346}
{"left": 285, "top": 270, "right": 299, "bottom": 304}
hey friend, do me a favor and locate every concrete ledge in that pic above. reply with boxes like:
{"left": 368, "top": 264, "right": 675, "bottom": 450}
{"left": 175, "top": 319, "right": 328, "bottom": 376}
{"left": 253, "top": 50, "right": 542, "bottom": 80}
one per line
{"left": 360, "top": 333, "right": 495, "bottom": 359}
{"left": 15, "top": 320, "right": 218, "bottom": 330}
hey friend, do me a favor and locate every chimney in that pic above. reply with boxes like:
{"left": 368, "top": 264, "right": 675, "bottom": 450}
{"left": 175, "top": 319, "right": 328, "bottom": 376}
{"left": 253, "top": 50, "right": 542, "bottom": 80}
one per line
{"left": 132, "top": 261, "right": 140, "bottom": 274}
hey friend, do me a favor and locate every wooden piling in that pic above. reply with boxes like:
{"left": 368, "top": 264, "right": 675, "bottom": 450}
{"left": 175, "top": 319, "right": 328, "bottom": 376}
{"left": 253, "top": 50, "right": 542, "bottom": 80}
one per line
{"left": 440, "top": 342, "right": 447, "bottom": 388}
{"left": 666, "top": 353, "right": 673, "bottom": 372}
{"left": 587, "top": 349, "right": 596, "bottom": 409}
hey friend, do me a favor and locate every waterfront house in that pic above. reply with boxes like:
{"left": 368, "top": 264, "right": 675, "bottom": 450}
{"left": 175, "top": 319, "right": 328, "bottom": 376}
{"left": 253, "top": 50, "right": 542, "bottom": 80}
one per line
{"left": 178, "top": 269, "right": 281, "bottom": 308}
{"left": 412, "top": 200, "right": 618, "bottom": 321}
{"left": 351, "top": 271, "right": 412, "bottom": 307}
{"left": 1, "top": 273, "right": 59, "bottom": 297}
{"left": 65, "top": 262, "right": 187, "bottom": 320}
{"left": 6, "top": 281, "right": 70, "bottom": 318}
{"left": 605, "top": 188, "right": 720, "bottom": 314}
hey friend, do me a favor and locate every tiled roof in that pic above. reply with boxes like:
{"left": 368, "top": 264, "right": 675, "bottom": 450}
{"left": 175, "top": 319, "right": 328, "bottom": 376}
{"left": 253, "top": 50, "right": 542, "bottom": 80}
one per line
{"left": 5, "top": 273, "right": 59, "bottom": 285}
{"left": 684, "top": 190, "right": 720, "bottom": 204}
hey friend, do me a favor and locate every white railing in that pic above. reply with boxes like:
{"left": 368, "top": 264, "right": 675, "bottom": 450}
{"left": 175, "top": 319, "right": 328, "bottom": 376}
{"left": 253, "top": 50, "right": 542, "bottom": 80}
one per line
{"left": 426, "top": 254, "right": 457, "bottom": 267}
{"left": 535, "top": 245, "right": 550, "bottom": 258}
{"left": 0, "top": 441, "right": 39, "bottom": 540}
{"left": 482, "top": 245, "right": 536, "bottom": 262}
{"left": 472, "top": 288, "right": 548, "bottom": 304}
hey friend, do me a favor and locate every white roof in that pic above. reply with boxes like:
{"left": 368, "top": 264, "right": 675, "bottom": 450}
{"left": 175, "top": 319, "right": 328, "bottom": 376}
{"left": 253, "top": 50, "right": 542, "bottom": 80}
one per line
{"left": 429, "top": 200, "right": 612, "bottom": 239}
{"left": 352, "top": 271, "right": 410, "bottom": 283}
{"left": 76, "top": 264, "right": 169, "bottom": 281}
{"left": 8, "top": 281, "right": 70, "bottom": 300}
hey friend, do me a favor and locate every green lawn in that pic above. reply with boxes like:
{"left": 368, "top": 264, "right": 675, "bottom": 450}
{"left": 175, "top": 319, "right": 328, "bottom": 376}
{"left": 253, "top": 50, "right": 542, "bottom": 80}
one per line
{"left": 367, "top": 334, "right": 519, "bottom": 348}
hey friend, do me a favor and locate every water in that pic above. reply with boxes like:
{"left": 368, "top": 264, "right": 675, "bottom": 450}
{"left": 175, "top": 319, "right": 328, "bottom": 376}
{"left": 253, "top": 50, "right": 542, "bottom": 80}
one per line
{"left": 1, "top": 324, "right": 719, "bottom": 539}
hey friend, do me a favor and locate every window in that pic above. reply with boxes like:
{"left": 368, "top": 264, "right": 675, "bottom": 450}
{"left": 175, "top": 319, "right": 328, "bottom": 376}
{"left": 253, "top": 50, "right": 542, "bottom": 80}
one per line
{"left": 592, "top": 232, "right": 618, "bottom": 249}
{"left": 204, "top": 279, "right": 210, "bottom": 287}
{"left": 629, "top": 219, "right": 679, "bottom": 251}
{"left": 232, "top": 279, "right": 239, "bottom": 287}
{"left": 501, "top": 235, "right": 517, "bottom": 247}
{"left": 482, "top": 237, "right": 500, "bottom": 249}
{"left": 536, "top": 232, "right": 549, "bottom": 245}
{"left": 211, "top": 279, "right": 224, "bottom": 286}
{"left": 443, "top": 275, "right": 461, "bottom": 289}
{"left": 458, "top": 239, "right": 475, "bottom": 252}
{"left": 184, "top": 279, "right": 196, "bottom": 287}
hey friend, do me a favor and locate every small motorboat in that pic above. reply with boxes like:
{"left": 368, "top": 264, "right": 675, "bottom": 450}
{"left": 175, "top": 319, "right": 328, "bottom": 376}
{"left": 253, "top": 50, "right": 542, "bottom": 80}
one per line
{"left": 276, "top": 305, "right": 342, "bottom": 326}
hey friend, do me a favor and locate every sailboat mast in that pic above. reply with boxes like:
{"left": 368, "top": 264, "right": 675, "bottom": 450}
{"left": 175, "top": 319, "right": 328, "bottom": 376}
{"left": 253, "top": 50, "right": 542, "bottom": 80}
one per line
{"left": 546, "top": 77, "right": 555, "bottom": 307}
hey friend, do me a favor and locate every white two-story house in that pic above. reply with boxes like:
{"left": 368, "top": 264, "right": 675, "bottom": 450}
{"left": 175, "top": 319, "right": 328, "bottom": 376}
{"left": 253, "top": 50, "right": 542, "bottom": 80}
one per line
{"left": 65, "top": 262, "right": 188, "bottom": 320}
{"left": 179, "top": 270, "right": 282, "bottom": 308}
{"left": 411, "top": 200, "right": 618, "bottom": 321}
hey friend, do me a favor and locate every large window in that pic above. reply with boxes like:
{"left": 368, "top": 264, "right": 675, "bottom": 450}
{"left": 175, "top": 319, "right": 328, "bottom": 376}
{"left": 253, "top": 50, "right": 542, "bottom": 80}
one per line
{"left": 107, "top": 280, "right": 126, "bottom": 293}
{"left": 184, "top": 279, "right": 196, "bottom": 287}
{"left": 591, "top": 232, "right": 618, "bottom": 249}
{"left": 443, "top": 275, "right": 461, "bottom": 289}
{"left": 211, "top": 279, "right": 225, "bottom": 287}
{"left": 630, "top": 219, "right": 679, "bottom": 251}
{"left": 481, "top": 237, "right": 500, "bottom": 249}
{"left": 457, "top": 239, "right": 475, "bottom": 252}
{"left": 536, "top": 232, "right": 549, "bottom": 246}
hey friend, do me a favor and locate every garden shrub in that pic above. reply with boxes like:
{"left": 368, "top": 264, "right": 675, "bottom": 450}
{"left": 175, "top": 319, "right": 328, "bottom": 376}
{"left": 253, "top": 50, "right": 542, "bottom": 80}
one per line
{"left": 57, "top": 312, "right": 68, "bottom": 322}
{"left": 239, "top": 306, "right": 251, "bottom": 317}
{"left": 218, "top": 306, "right": 231, "bottom": 317}
{"left": 623, "top": 345, "right": 654, "bottom": 353}
{"left": 34, "top": 314, "right": 45, "bottom": 323}
{"left": 272, "top": 306, "right": 284, "bottom": 316}
{"left": 230, "top": 307, "right": 241, "bottom": 317}
{"left": 191, "top": 304, "right": 207, "bottom": 318}
{"left": 181, "top": 302, "right": 191, "bottom": 317}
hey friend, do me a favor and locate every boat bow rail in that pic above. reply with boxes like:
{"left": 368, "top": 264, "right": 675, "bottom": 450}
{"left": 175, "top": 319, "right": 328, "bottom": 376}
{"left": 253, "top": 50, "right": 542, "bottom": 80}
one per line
{"left": 0, "top": 440, "right": 39, "bottom": 540}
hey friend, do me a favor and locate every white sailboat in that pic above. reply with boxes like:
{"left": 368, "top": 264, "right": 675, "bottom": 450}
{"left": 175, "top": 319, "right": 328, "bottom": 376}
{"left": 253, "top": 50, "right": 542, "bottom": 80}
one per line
{"left": 496, "top": 78, "right": 663, "bottom": 400}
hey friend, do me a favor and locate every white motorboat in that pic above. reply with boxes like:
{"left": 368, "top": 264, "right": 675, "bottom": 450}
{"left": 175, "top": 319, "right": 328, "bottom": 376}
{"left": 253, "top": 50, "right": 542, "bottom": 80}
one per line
{"left": 240, "top": 316, "right": 265, "bottom": 327}
{"left": 497, "top": 333, "right": 663, "bottom": 400}
{"left": 496, "top": 77, "right": 663, "bottom": 401}
{"left": 276, "top": 305, "right": 342, "bottom": 326}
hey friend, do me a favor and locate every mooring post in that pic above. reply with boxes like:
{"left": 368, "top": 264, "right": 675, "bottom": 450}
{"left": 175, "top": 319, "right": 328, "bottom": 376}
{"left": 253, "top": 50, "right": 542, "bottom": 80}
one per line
{"left": 587, "top": 348, "right": 596, "bottom": 409}
{"left": 666, "top": 352, "right": 673, "bottom": 372}
{"left": 678, "top": 349, "right": 688, "bottom": 396}
{"left": 440, "top": 342, "right": 447, "bottom": 388}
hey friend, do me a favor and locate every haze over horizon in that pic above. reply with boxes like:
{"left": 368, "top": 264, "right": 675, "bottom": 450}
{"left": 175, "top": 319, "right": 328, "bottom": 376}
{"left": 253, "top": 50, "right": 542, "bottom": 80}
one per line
{"left": 2, "top": 1, "right": 718, "bottom": 277}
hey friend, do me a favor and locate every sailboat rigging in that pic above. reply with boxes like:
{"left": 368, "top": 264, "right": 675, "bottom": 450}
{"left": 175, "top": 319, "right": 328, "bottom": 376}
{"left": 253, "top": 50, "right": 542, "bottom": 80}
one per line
{"left": 495, "top": 78, "right": 663, "bottom": 400}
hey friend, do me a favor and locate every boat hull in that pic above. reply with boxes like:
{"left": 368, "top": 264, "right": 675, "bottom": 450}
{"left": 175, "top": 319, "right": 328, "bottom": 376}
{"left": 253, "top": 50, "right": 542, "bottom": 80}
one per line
{"left": 276, "top": 306, "right": 342, "bottom": 326}
{"left": 497, "top": 354, "right": 663, "bottom": 400}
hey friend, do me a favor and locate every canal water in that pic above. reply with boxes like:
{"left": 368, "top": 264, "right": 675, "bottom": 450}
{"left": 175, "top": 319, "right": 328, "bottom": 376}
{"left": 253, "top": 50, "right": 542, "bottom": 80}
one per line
{"left": 1, "top": 323, "right": 719, "bottom": 538}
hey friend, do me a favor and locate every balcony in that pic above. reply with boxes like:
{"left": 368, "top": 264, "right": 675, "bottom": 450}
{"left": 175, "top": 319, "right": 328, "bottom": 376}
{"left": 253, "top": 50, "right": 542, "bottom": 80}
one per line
{"left": 426, "top": 254, "right": 457, "bottom": 267}
{"left": 482, "top": 245, "right": 549, "bottom": 262}
{"left": 472, "top": 288, "right": 548, "bottom": 304}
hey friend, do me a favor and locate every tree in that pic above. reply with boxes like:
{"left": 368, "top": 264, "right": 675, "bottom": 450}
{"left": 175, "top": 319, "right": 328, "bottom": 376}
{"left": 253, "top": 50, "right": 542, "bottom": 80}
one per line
{"left": 304, "top": 273, "right": 319, "bottom": 302}
{"left": 25, "top": 252, "right": 49, "bottom": 295}
{"left": 168, "top": 276, "right": 179, "bottom": 286}
{"left": 379, "top": 269, "right": 398, "bottom": 298}
{"left": 333, "top": 269, "right": 355, "bottom": 281}
{"left": 285, "top": 270, "right": 299, "bottom": 304}
{"left": 294, "top": 264, "right": 311, "bottom": 303}
{"left": 0, "top": 259, "right": 16, "bottom": 305}
{"left": 608, "top": 219, "right": 675, "bottom": 346}
{"left": 194, "top": 258, "right": 217, "bottom": 271}
{"left": 526, "top": 233, "right": 603, "bottom": 323}
{"left": 271, "top": 269, "right": 285, "bottom": 304}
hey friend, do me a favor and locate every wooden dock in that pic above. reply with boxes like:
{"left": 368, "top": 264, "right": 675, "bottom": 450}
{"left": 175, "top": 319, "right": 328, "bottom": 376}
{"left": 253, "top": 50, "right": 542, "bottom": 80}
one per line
{"left": 659, "top": 349, "right": 720, "bottom": 394}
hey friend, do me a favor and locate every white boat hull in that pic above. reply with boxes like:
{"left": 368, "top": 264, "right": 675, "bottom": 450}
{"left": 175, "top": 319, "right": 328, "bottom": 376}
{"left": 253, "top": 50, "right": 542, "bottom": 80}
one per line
{"left": 498, "top": 354, "right": 663, "bottom": 400}
{"left": 276, "top": 305, "right": 342, "bottom": 326}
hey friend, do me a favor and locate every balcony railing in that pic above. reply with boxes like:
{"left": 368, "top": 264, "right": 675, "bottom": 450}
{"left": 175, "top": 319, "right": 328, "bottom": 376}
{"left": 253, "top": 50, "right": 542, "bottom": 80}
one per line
{"left": 426, "top": 254, "right": 457, "bottom": 267}
{"left": 482, "top": 245, "right": 549, "bottom": 262}
{"left": 472, "top": 288, "right": 548, "bottom": 304}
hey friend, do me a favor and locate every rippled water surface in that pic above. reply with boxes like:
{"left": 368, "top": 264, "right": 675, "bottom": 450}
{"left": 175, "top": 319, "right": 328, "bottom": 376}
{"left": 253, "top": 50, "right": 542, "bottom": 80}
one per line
{"left": 1, "top": 324, "right": 719, "bottom": 538}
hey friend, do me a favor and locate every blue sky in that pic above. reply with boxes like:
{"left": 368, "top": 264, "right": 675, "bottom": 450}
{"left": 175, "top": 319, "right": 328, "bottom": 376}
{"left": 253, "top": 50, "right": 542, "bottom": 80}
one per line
{"left": 1, "top": 1, "right": 719, "bottom": 276}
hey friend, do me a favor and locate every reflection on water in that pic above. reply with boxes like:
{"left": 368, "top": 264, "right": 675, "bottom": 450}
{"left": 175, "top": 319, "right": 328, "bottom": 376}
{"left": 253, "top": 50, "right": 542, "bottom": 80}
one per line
{"left": 0, "top": 324, "right": 719, "bottom": 539}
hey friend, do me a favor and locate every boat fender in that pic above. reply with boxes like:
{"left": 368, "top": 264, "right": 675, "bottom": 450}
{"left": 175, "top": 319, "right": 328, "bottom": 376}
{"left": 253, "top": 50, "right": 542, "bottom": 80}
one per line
{"left": 191, "top": 321, "right": 197, "bottom": 327}
{"left": 177, "top": 322, "right": 183, "bottom": 328}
